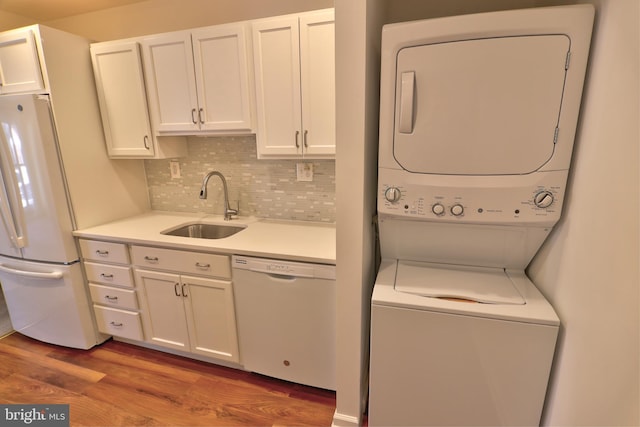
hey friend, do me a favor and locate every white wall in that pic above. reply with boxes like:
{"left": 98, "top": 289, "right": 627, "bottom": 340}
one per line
{"left": 0, "top": 0, "right": 333, "bottom": 39}
{"left": 334, "top": 1, "right": 383, "bottom": 425}
{"left": 528, "top": 0, "right": 640, "bottom": 425}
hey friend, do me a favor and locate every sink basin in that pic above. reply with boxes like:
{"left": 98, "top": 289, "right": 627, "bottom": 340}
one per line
{"left": 162, "top": 222, "right": 245, "bottom": 239}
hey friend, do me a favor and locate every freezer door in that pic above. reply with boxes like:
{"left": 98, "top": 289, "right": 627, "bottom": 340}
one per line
{"left": 0, "top": 94, "right": 78, "bottom": 263}
{"left": 0, "top": 255, "right": 105, "bottom": 349}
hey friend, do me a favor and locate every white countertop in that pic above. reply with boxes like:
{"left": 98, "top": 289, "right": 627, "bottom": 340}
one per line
{"left": 73, "top": 211, "right": 336, "bottom": 265}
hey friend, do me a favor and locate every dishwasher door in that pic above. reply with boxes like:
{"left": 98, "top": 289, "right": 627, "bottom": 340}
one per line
{"left": 232, "top": 255, "right": 336, "bottom": 390}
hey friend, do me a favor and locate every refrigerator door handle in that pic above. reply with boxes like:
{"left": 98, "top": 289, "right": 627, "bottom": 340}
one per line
{"left": 0, "top": 127, "right": 26, "bottom": 249}
{"left": 0, "top": 263, "right": 63, "bottom": 279}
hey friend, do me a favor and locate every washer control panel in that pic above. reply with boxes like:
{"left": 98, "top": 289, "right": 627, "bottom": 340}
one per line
{"left": 378, "top": 168, "right": 568, "bottom": 225}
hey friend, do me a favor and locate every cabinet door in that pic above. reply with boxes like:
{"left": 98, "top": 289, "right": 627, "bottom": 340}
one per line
{"left": 91, "top": 42, "right": 155, "bottom": 157}
{"left": 300, "top": 10, "right": 335, "bottom": 157}
{"left": 182, "top": 275, "right": 240, "bottom": 363}
{"left": 0, "top": 29, "right": 44, "bottom": 94}
{"left": 136, "top": 269, "right": 190, "bottom": 352}
{"left": 192, "top": 24, "right": 254, "bottom": 132}
{"left": 252, "top": 16, "right": 302, "bottom": 157}
{"left": 142, "top": 32, "right": 199, "bottom": 133}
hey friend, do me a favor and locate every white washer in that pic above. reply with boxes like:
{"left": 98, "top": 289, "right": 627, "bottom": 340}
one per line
{"left": 369, "top": 5, "right": 594, "bottom": 426}
{"left": 370, "top": 260, "right": 559, "bottom": 426}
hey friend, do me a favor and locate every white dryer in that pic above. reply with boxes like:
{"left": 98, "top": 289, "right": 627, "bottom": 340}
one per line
{"left": 369, "top": 5, "right": 594, "bottom": 426}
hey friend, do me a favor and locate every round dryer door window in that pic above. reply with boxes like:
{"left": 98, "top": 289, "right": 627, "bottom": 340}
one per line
{"left": 393, "top": 35, "right": 570, "bottom": 175}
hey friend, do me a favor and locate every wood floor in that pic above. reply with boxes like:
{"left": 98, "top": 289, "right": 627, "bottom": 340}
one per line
{"left": 0, "top": 332, "right": 336, "bottom": 426}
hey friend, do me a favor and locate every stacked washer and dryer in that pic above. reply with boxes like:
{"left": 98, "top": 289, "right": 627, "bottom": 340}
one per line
{"left": 369, "top": 5, "right": 594, "bottom": 426}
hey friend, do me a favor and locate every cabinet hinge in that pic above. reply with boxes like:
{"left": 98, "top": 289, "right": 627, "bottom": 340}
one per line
{"left": 553, "top": 127, "right": 560, "bottom": 144}
{"left": 565, "top": 51, "right": 571, "bottom": 70}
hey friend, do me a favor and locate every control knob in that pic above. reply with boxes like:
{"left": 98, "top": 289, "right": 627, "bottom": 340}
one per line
{"left": 534, "top": 191, "right": 554, "bottom": 208}
{"left": 450, "top": 204, "right": 464, "bottom": 216}
{"left": 384, "top": 187, "right": 401, "bottom": 203}
{"left": 432, "top": 203, "right": 445, "bottom": 216}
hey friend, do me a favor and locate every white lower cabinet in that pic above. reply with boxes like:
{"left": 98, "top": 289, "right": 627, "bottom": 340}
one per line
{"left": 93, "top": 306, "right": 144, "bottom": 341}
{"left": 79, "top": 239, "right": 144, "bottom": 341}
{"left": 132, "top": 246, "right": 240, "bottom": 364}
{"left": 80, "top": 239, "right": 240, "bottom": 365}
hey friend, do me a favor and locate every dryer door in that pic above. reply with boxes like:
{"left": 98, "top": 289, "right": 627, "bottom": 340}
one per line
{"left": 393, "top": 35, "right": 569, "bottom": 175}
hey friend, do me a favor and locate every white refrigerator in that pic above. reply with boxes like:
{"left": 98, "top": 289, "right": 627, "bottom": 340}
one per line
{"left": 0, "top": 94, "right": 107, "bottom": 349}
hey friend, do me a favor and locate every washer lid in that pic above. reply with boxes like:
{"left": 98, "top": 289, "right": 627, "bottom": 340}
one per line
{"left": 394, "top": 261, "right": 525, "bottom": 305}
{"left": 393, "top": 34, "right": 570, "bottom": 175}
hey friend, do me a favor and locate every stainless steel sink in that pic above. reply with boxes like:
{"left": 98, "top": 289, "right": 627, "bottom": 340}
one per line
{"left": 162, "top": 222, "right": 245, "bottom": 239}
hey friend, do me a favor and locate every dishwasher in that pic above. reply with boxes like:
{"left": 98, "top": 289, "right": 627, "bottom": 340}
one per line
{"left": 232, "top": 255, "right": 336, "bottom": 390}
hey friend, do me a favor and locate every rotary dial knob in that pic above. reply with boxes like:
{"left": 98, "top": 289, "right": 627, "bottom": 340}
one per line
{"left": 432, "top": 203, "right": 445, "bottom": 216}
{"left": 384, "top": 187, "right": 401, "bottom": 203}
{"left": 534, "top": 191, "right": 554, "bottom": 208}
{"left": 450, "top": 204, "right": 464, "bottom": 216}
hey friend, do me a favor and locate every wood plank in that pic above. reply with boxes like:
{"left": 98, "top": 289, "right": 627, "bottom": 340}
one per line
{"left": 186, "top": 375, "right": 336, "bottom": 426}
{"left": 0, "top": 373, "right": 161, "bottom": 426}
{"left": 0, "top": 333, "right": 336, "bottom": 426}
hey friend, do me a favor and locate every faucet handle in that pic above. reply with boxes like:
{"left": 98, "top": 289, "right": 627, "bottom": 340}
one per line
{"left": 225, "top": 200, "right": 239, "bottom": 220}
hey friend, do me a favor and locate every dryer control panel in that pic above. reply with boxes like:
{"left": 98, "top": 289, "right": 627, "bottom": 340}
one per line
{"left": 378, "top": 167, "right": 568, "bottom": 226}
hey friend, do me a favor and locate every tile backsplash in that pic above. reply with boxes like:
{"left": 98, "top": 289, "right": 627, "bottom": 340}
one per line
{"left": 144, "top": 135, "right": 336, "bottom": 223}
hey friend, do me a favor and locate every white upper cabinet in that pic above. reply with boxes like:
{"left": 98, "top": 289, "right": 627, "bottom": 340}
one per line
{"left": 0, "top": 28, "right": 45, "bottom": 94}
{"left": 252, "top": 9, "right": 335, "bottom": 159}
{"left": 90, "top": 40, "right": 187, "bottom": 159}
{"left": 299, "top": 11, "right": 336, "bottom": 157}
{"left": 142, "top": 23, "right": 254, "bottom": 135}
{"left": 192, "top": 25, "right": 254, "bottom": 132}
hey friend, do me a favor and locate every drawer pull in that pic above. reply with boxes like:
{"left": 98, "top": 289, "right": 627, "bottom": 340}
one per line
{"left": 182, "top": 283, "right": 188, "bottom": 297}
{"left": 100, "top": 273, "right": 114, "bottom": 279}
{"left": 195, "top": 262, "right": 210, "bottom": 269}
{"left": 144, "top": 256, "right": 159, "bottom": 263}
{"left": 96, "top": 250, "right": 109, "bottom": 256}
{"left": 109, "top": 321, "right": 123, "bottom": 327}
{"left": 104, "top": 295, "right": 118, "bottom": 302}
{"left": 174, "top": 283, "right": 181, "bottom": 297}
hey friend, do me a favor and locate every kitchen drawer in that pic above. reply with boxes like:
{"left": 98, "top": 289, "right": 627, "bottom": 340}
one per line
{"left": 130, "top": 246, "right": 231, "bottom": 279}
{"left": 79, "top": 239, "right": 130, "bottom": 264}
{"left": 89, "top": 283, "right": 139, "bottom": 310}
{"left": 84, "top": 262, "right": 134, "bottom": 288}
{"left": 94, "top": 305, "right": 144, "bottom": 341}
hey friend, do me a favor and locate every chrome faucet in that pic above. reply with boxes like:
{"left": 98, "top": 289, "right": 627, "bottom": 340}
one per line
{"left": 199, "top": 171, "right": 238, "bottom": 220}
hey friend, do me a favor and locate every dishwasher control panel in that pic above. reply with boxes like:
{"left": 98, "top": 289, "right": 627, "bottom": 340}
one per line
{"left": 232, "top": 255, "right": 335, "bottom": 280}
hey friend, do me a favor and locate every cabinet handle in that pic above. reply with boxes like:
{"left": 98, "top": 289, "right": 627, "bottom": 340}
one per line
{"left": 181, "top": 283, "right": 188, "bottom": 298}
{"left": 100, "top": 273, "right": 114, "bottom": 279}
{"left": 195, "top": 262, "right": 210, "bottom": 269}
{"left": 144, "top": 256, "right": 159, "bottom": 263}
{"left": 303, "top": 130, "right": 308, "bottom": 148}
{"left": 143, "top": 135, "right": 150, "bottom": 150}
{"left": 109, "top": 321, "right": 123, "bottom": 327}
{"left": 191, "top": 108, "right": 197, "bottom": 124}
{"left": 295, "top": 130, "right": 300, "bottom": 148}
{"left": 104, "top": 295, "right": 118, "bottom": 302}
{"left": 198, "top": 108, "right": 204, "bottom": 124}
{"left": 95, "top": 250, "right": 109, "bottom": 256}
{"left": 174, "top": 283, "right": 181, "bottom": 297}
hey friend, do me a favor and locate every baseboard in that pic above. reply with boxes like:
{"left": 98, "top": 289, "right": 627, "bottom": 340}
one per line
{"left": 0, "top": 330, "right": 15, "bottom": 340}
{"left": 332, "top": 410, "right": 361, "bottom": 427}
